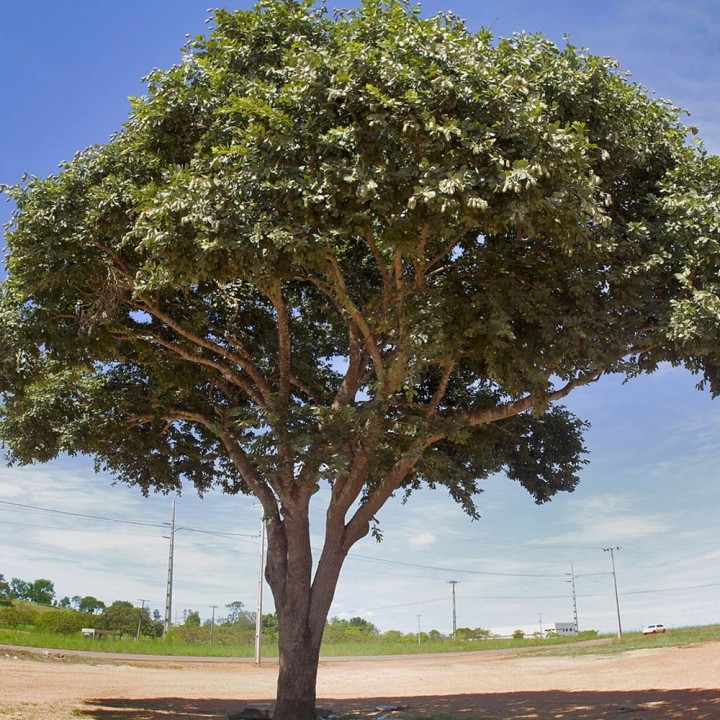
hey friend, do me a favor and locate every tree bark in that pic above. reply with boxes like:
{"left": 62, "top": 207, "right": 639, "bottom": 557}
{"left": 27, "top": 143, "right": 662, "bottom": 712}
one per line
{"left": 271, "top": 555, "right": 340, "bottom": 720}
{"left": 267, "top": 498, "right": 350, "bottom": 720}
{"left": 273, "top": 615, "right": 323, "bottom": 720}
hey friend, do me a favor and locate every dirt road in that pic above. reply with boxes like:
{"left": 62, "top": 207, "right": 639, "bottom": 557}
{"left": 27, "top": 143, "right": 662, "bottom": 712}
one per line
{"left": 2, "top": 641, "right": 720, "bottom": 719}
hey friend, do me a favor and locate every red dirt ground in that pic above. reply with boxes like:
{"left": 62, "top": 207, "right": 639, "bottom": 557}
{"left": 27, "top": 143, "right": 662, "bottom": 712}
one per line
{"left": 1, "top": 641, "right": 720, "bottom": 719}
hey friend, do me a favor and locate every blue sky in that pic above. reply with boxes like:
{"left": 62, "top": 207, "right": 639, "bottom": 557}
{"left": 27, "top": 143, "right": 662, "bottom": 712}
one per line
{"left": 1, "top": 0, "right": 720, "bottom": 637}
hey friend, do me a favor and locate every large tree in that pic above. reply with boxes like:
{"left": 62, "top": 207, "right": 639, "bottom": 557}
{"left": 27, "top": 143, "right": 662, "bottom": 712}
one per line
{"left": 2, "top": 1, "right": 720, "bottom": 716}
{"left": 26, "top": 578, "right": 56, "bottom": 606}
{"left": 78, "top": 595, "right": 106, "bottom": 615}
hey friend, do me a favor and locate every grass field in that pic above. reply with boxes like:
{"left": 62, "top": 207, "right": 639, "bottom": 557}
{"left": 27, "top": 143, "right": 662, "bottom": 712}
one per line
{"left": 543, "top": 623, "right": 720, "bottom": 655}
{"left": 0, "top": 627, "right": 599, "bottom": 657}
{"left": 2, "top": 623, "right": 719, "bottom": 658}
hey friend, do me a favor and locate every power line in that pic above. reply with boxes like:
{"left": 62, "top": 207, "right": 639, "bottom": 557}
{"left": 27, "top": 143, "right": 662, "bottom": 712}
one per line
{"left": 621, "top": 545, "right": 720, "bottom": 573}
{"left": 0, "top": 500, "right": 164, "bottom": 528}
{"left": 6, "top": 499, "right": 720, "bottom": 625}
{"left": 0, "top": 499, "right": 256, "bottom": 539}
{"left": 620, "top": 581, "right": 720, "bottom": 596}
{"left": 343, "top": 551, "right": 567, "bottom": 578}
{"left": 0, "top": 518, "right": 161, "bottom": 537}
{"left": 353, "top": 595, "right": 449, "bottom": 612}
{"left": 308, "top": 506, "right": 590, "bottom": 554}
{"left": 0, "top": 498, "right": 648, "bottom": 583}
{"left": 182, "top": 527, "right": 257, "bottom": 540}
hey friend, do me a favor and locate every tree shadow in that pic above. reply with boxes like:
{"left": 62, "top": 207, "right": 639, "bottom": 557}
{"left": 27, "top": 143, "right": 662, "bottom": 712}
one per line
{"left": 77, "top": 689, "right": 720, "bottom": 719}
{"left": 77, "top": 696, "right": 242, "bottom": 720}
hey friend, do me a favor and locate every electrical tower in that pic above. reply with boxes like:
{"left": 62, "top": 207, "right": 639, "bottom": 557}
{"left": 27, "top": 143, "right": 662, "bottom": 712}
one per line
{"left": 567, "top": 562, "right": 579, "bottom": 633}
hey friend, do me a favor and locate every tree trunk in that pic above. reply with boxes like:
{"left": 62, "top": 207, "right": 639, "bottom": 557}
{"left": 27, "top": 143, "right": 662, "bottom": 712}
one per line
{"left": 273, "top": 617, "right": 322, "bottom": 720}
{"left": 266, "top": 500, "right": 351, "bottom": 720}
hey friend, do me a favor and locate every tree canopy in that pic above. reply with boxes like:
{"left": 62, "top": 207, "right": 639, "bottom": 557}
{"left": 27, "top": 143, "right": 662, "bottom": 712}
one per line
{"left": 77, "top": 595, "right": 106, "bottom": 614}
{"left": 2, "top": 1, "right": 719, "bottom": 717}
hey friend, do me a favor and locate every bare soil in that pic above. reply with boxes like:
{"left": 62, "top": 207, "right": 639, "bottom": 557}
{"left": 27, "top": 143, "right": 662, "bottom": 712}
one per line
{"left": 1, "top": 641, "right": 720, "bottom": 719}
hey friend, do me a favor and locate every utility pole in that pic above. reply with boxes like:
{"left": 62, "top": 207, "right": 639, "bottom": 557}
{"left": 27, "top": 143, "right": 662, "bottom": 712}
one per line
{"left": 447, "top": 580, "right": 460, "bottom": 640}
{"left": 566, "top": 562, "right": 579, "bottom": 633}
{"left": 254, "top": 508, "right": 266, "bottom": 665}
{"left": 163, "top": 501, "right": 181, "bottom": 636}
{"left": 416, "top": 615, "right": 422, "bottom": 646}
{"left": 136, "top": 599, "right": 147, "bottom": 641}
{"left": 210, "top": 605, "right": 218, "bottom": 645}
{"left": 603, "top": 546, "right": 622, "bottom": 638}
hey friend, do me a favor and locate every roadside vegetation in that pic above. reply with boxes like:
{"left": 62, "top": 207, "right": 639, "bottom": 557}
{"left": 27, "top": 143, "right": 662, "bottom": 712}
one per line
{"left": 3, "top": 605, "right": 719, "bottom": 660}
{"left": 4, "top": 573, "right": 719, "bottom": 659}
{"left": 2, "top": 571, "right": 606, "bottom": 657}
{"left": 0, "top": 600, "right": 603, "bottom": 657}
{"left": 543, "top": 624, "right": 720, "bottom": 656}
{"left": 0, "top": 587, "right": 609, "bottom": 657}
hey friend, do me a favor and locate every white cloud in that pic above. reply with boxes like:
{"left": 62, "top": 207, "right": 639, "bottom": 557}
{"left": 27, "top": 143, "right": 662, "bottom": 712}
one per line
{"left": 533, "top": 494, "right": 670, "bottom": 546}
{"left": 407, "top": 532, "right": 437, "bottom": 548}
{"left": 34, "top": 528, "right": 164, "bottom": 556}
{"left": 0, "top": 482, "right": 26, "bottom": 499}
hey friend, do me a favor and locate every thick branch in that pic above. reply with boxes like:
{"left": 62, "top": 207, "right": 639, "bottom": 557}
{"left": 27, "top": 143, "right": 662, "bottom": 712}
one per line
{"left": 210, "top": 326, "right": 255, "bottom": 363}
{"left": 291, "top": 376, "right": 319, "bottom": 402}
{"left": 412, "top": 225, "right": 429, "bottom": 289}
{"left": 305, "top": 265, "right": 386, "bottom": 386}
{"left": 332, "top": 442, "right": 371, "bottom": 524}
{"left": 127, "top": 408, "right": 212, "bottom": 427}
{"left": 427, "top": 360, "right": 454, "bottom": 419}
{"left": 88, "top": 238, "right": 133, "bottom": 282}
{"left": 131, "top": 328, "right": 266, "bottom": 406}
{"left": 269, "top": 282, "right": 292, "bottom": 404}
{"left": 139, "top": 297, "right": 273, "bottom": 403}
{"left": 217, "top": 429, "right": 279, "bottom": 512}
{"left": 392, "top": 247, "right": 407, "bottom": 339}
{"left": 343, "top": 433, "right": 443, "bottom": 549}
{"left": 366, "top": 231, "right": 392, "bottom": 307}
{"left": 461, "top": 370, "right": 603, "bottom": 426}
{"left": 425, "top": 224, "right": 473, "bottom": 274}
{"left": 332, "top": 324, "right": 364, "bottom": 409}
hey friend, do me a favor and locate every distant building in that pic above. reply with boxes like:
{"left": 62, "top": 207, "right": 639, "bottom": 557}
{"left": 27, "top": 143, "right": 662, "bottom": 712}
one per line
{"left": 554, "top": 622, "right": 577, "bottom": 636}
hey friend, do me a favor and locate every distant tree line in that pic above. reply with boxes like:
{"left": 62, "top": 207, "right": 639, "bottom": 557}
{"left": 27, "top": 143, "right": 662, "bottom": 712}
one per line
{"left": 0, "top": 598, "right": 159, "bottom": 636}
{"left": 0, "top": 572, "right": 273, "bottom": 640}
{"left": 1, "top": 572, "right": 469, "bottom": 643}
{"left": 0, "top": 574, "right": 56, "bottom": 606}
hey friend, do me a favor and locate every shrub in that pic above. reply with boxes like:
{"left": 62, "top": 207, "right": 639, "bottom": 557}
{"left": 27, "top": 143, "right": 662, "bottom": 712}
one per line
{"left": 577, "top": 629, "right": 599, "bottom": 639}
{"left": 0, "top": 605, "right": 39, "bottom": 628}
{"left": 36, "top": 609, "right": 90, "bottom": 635}
{"left": 166, "top": 622, "right": 254, "bottom": 645}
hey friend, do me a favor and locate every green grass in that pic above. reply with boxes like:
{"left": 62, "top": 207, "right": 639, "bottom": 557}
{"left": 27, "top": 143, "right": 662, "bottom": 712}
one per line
{"left": 318, "top": 632, "right": 605, "bottom": 656}
{"left": 0, "top": 627, "right": 604, "bottom": 658}
{"left": 533, "top": 623, "right": 720, "bottom": 656}
{"left": 2, "top": 623, "right": 719, "bottom": 660}
{"left": 0, "top": 628, "right": 275, "bottom": 656}
{"left": 10, "top": 599, "right": 60, "bottom": 614}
